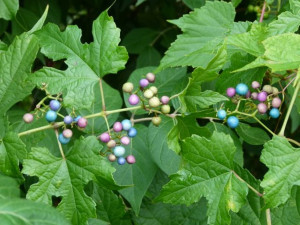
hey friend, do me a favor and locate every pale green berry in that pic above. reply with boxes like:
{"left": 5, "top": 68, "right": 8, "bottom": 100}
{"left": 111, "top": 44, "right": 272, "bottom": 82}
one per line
{"left": 152, "top": 116, "right": 161, "bottom": 126}
{"left": 107, "top": 140, "right": 116, "bottom": 148}
{"left": 149, "top": 86, "right": 158, "bottom": 95}
{"left": 272, "top": 87, "right": 279, "bottom": 96}
{"left": 161, "top": 105, "right": 171, "bottom": 114}
{"left": 122, "top": 82, "right": 134, "bottom": 93}
{"left": 262, "top": 85, "right": 273, "bottom": 94}
{"left": 144, "top": 89, "right": 154, "bottom": 99}
{"left": 149, "top": 97, "right": 160, "bottom": 108}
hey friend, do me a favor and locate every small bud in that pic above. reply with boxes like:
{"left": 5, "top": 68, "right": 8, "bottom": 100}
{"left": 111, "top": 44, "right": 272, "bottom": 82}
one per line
{"left": 122, "top": 82, "right": 134, "bottom": 93}
{"left": 152, "top": 116, "right": 162, "bottom": 126}
{"left": 146, "top": 72, "right": 155, "bottom": 83}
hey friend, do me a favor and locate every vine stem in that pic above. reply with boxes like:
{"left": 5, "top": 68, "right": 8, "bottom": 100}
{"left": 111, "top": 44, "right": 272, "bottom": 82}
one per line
{"left": 54, "top": 129, "right": 66, "bottom": 160}
{"left": 278, "top": 78, "right": 300, "bottom": 136}
{"left": 259, "top": 1, "right": 267, "bottom": 23}
{"left": 266, "top": 208, "right": 272, "bottom": 225}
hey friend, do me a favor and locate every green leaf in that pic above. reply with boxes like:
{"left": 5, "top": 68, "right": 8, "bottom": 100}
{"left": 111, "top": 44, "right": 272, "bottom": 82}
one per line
{"left": 236, "top": 33, "right": 300, "bottom": 72}
{"left": 0, "top": 132, "right": 27, "bottom": 181}
{"left": 231, "top": 0, "right": 242, "bottom": 7}
{"left": 182, "top": 0, "right": 205, "bottom": 9}
{"left": 136, "top": 47, "right": 161, "bottom": 68}
{"left": 114, "top": 125, "right": 158, "bottom": 215}
{"left": 0, "top": 33, "right": 39, "bottom": 116}
{"left": 179, "top": 78, "right": 228, "bottom": 112}
{"left": 31, "top": 10, "right": 128, "bottom": 109}
{"left": 0, "top": 174, "right": 20, "bottom": 199}
{"left": 28, "top": 5, "right": 49, "bottom": 34}
{"left": 268, "top": 11, "right": 300, "bottom": 36}
{"left": 290, "top": 0, "right": 300, "bottom": 14}
{"left": 22, "top": 136, "right": 118, "bottom": 225}
{"left": 122, "top": 28, "right": 158, "bottom": 54}
{"left": 156, "top": 132, "right": 249, "bottom": 225}
{"left": 236, "top": 123, "right": 270, "bottom": 145}
{"left": 261, "top": 136, "right": 300, "bottom": 208}
{"left": 159, "top": 1, "right": 235, "bottom": 69}
{"left": 0, "top": 0, "right": 18, "bottom": 20}
{"left": 0, "top": 199, "right": 71, "bottom": 225}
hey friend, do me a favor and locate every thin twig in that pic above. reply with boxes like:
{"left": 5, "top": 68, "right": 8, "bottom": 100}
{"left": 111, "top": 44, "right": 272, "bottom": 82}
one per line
{"left": 259, "top": 2, "right": 267, "bottom": 23}
{"left": 54, "top": 129, "right": 66, "bottom": 160}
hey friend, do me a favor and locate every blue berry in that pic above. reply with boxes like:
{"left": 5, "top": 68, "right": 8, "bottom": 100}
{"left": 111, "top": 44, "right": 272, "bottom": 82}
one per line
{"left": 49, "top": 100, "right": 61, "bottom": 111}
{"left": 121, "top": 119, "right": 132, "bottom": 131}
{"left": 58, "top": 133, "right": 70, "bottom": 144}
{"left": 113, "top": 146, "right": 125, "bottom": 157}
{"left": 235, "top": 83, "right": 249, "bottom": 96}
{"left": 73, "top": 116, "right": 81, "bottom": 122}
{"left": 64, "top": 115, "right": 73, "bottom": 124}
{"left": 45, "top": 110, "right": 57, "bottom": 122}
{"left": 117, "top": 157, "right": 126, "bottom": 165}
{"left": 227, "top": 116, "right": 239, "bottom": 128}
{"left": 217, "top": 109, "right": 227, "bottom": 120}
{"left": 128, "top": 127, "right": 137, "bottom": 137}
{"left": 269, "top": 108, "right": 280, "bottom": 119}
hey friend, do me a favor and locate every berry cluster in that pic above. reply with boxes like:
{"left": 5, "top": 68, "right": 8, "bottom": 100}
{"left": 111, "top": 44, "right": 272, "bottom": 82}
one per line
{"left": 122, "top": 72, "right": 171, "bottom": 126}
{"left": 23, "top": 99, "right": 88, "bottom": 144}
{"left": 217, "top": 82, "right": 282, "bottom": 128}
{"left": 99, "top": 119, "right": 137, "bottom": 165}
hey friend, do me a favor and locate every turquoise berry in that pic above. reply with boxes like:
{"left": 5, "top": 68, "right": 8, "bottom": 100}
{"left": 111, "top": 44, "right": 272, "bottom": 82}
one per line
{"left": 235, "top": 83, "right": 249, "bottom": 96}
{"left": 113, "top": 146, "right": 125, "bottom": 157}
{"left": 73, "top": 116, "right": 81, "bottom": 122}
{"left": 128, "top": 127, "right": 137, "bottom": 137}
{"left": 269, "top": 108, "right": 280, "bottom": 119}
{"left": 227, "top": 116, "right": 239, "bottom": 128}
{"left": 121, "top": 119, "right": 132, "bottom": 131}
{"left": 217, "top": 109, "right": 227, "bottom": 120}
{"left": 45, "top": 110, "right": 57, "bottom": 122}
{"left": 117, "top": 157, "right": 126, "bottom": 165}
{"left": 58, "top": 133, "right": 70, "bottom": 144}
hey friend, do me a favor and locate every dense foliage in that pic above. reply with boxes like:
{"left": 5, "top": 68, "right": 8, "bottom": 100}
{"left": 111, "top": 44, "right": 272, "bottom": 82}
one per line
{"left": 0, "top": 0, "right": 300, "bottom": 224}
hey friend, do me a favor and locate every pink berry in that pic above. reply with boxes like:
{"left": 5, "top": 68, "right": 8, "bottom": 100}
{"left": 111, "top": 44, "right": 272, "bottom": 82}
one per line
{"left": 251, "top": 81, "right": 260, "bottom": 89}
{"left": 126, "top": 155, "right": 136, "bottom": 164}
{"left": 257, "top": 103, "right": 267, "bottom": 114}
{"left": 107, "top": 140, "right": 116, "bottom": 148}
{"left": 272, "top": 97, "right": 282, "bottom": 108}
{"left": 139, "top": 79, "right": 149, "bottom": 88}
{"left": 246, "top": 91, "right": 251, "bottom": 98}
{"left": 257, "top": 91, "right": 267, "bottom": 102}
{"left": 161, "top": 96, "right": 170, "bottom": 105}
{"left": 226, "top": 87, "right": 236, "bottom": 97}
{"left": 146, "top": 73, "right": 155, "bottom": 83}
{"left": 128, "top": 94, "right": 140, "bottom": 105}
{"left": 23, "top": 113, "right": 34, "bottom": 123}
{"left": 99, "top": 132, "right": 110, "bottom": 143}
{"left": 251, "top": 92, "right": 258, "bottom": 100}
{"left": 120, "top": 136, "right": 130, "bottom": 145}
{"left": 113, "top": 122, "right": 123, "bottom": 132}
{"left": 63, "top": 129, "right": 73, "bottom": 138}
{"left": 77, "top": 117, "right": 87, "bottom": 128}
{"left": 108, "top": 154, "right": 116, "bottom": 162}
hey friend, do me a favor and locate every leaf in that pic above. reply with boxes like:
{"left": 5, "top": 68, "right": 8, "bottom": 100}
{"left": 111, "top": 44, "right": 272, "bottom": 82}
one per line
{"left": 22, "top": 136, "right": 118, "bottom": 225}
{"left": 0, "top": 33, "right": 39, "bottom": 116}
{"left": 260, "top": 136, "right": 300, "bottom": 208}
{"left": 114, "top": 125, "right": 158, "bottom": 215}
{"left": 179, "top": 78, "right": 228, "bottom": 112}
{"left": 0, "top": 199, "right": 70, "bottom": 225}
{"left": 267, "top": 11, "right": 300, "bottom": 36}
{"left": 236, "top": 123, "right": 270, "bottom": 145}
{"left": 136, "top": 47, "right": 161, "bottom": 68}
{"left": 236, "top": 33, "right": 300, "bottom": 72}
{"left": 122, "top": 28, "right": 158, "bottom": 54}
{"left": 156, "top": 132, "right": 249, "bottom": 225}
{"left": 30, "top": 10, "right": 128, "bottom": 109}
{"left": 182, "top": 0, "right": 205, "bottom": 9}
{"left": 0, "top": 132, "right": 27, "bottom": 181}
{"left": 159, "top": 1, "right": 235, "bottom": 69}
{"left": 28, "top": 4, "right": 49, "bottom": 34}
{"left": 290, "top": 0, "right": 300, "bottom": 15}
{"left": 0, "top": 0, "right": 18, "bottom": 20}
{"left": 0, "top": 174, "right": 20, "bottom": 199}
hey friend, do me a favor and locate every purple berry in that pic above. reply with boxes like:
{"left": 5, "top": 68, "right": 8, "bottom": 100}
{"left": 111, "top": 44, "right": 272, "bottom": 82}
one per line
{"left": 257, "top": 103, "right": 267, "bottom": 114}
{"left": 49, "top": 100, "right": 61, "bottom": 111}
{"left": 128, "top": 94, "right": 140, "bottom": 105}
{"left": 126, "top": 155, "right": 136, "bottom": 164}
{"left": 161, "top": 96, "right": 170, "bottom": 105}
{"left": 113, "top": 122, "right": 123, "bottom": 132}
{"left": 139, "top": 79, "right": 149, "bottom": 88}
{"left": 23, "top": 113, "right": 34, "bottom": 123}
{"left": 63, "top": 129, "right": 73, "bottom": 138}
{"left": 272, "top": 97, "right": 281, "bottom": 108}
{"left": 251, "top": 81, "right": 260, "bottom": 89}
{"left": 257, "top": 91, "right": 267, "bottom": 102}
{"left": 246, "top": 91, "right": 251, "bottom": 98}
{"left": 226, "top": 87, "right": 236, "bottom": 97}
{"left": 251, "top": 92, "right": 258, "bottom": 100}
{"left": 77, "top": 117, "right": 87, "bottom": 128}
{"left": 120, "top": 136, "right": 130, "bottom": 145}
{"left": 64, "top": 115, "right": 73, "bottom": 124}
{"left": 99, "top": 132, "right": 110, "bottom": 143}
{"left": 146, "top": 73, "right": 155, "bottom": 83}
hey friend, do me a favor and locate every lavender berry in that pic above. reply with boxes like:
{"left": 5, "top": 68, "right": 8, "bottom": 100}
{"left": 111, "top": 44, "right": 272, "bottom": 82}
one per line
{"left": 120, "top": 136, "right": 130, "bottom": 145}
{"left": 257, "top": 91, "right": 267, "bottom": 102}
{"left": 23, "top": 113, "right": 34, "bottom": 123}
{"left": 100, "top": 132, "right": 110, "bottom": 143}
{"left": 49, "top": 100, "right": 61, "bottom": 111}
{"left": 226, "top": 87, "right": 236, "bottom": 97}
{"left": 161, "top": 96, "right": 170, "bottom": 105}
{"left": 251, "top": 92, "right": 258, "bottom": 100}
{"left": 113, "top": 122, "right": 123, "bottom": 132}
{"left": 128, "top": 94, "right": 140, "bottom": 105}
{"left": 117, "top": 157, "right": 126, "bottom": 165}
{"left": 139, "top": 79, "right": 149, "bottom": 88}
{"left": 272, "top": 97, "right": 282, "bottom": 108}
{"left": 146, "top": 72, "right": 155, "bottom": 83}
{"left": 126, "top": 155, "right": 136, "bottom": 164}
{"left": 77, "top": 117, "right": 87, "bottom": 128}
{"left": 251, "top": 81, "right": 260, "bottom": 89}
{"left": 257, "top": 103, "right": 268, "bottom": 114}
{"left": 64, "top": 115, "right": 73, "bottom": 124}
